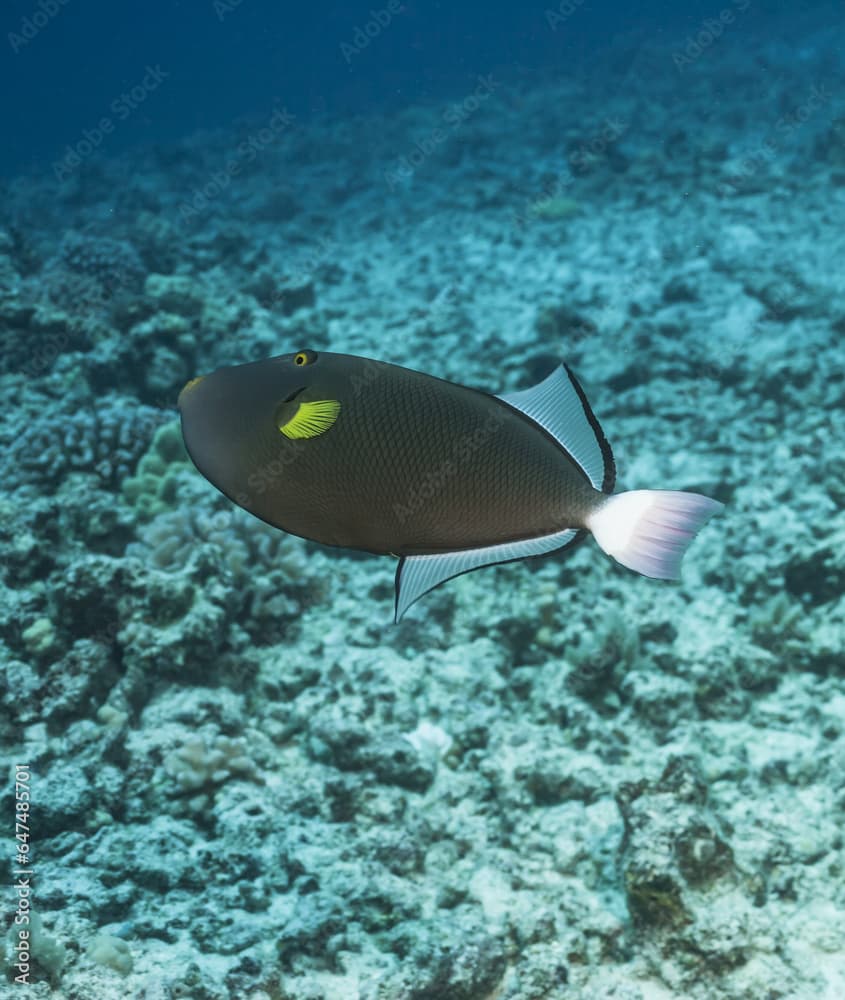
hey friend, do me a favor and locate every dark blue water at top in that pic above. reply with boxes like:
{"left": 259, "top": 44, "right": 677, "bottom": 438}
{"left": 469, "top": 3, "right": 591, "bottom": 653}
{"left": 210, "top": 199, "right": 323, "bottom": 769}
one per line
{"left": 1, "top": 0, "right": 825, "bottom": 178}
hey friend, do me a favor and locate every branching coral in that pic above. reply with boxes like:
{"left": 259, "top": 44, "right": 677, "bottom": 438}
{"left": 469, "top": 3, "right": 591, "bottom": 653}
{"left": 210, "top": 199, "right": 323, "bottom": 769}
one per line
{"left": 8, "top": 394, "right": 169, "bottom": 491}
{"left": 122, "top": 420, "right": 191, "bottom": 521}
{"left": 163, "top": 731, "right": 260, "bottom": 814}
{"left": 56, "top": 231, "right": 146, "bottom": 299}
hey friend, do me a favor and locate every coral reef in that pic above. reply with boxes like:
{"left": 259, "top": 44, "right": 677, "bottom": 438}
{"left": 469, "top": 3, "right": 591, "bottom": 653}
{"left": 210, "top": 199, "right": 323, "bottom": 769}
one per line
{"left": 9, "top": 393, "right": 169, "bottom": 492}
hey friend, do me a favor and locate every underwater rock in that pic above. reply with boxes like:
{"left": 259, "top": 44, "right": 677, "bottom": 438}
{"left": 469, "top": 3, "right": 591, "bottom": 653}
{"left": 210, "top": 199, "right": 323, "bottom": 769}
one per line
{"left": 144, "top": 272, "right": 205, "bottom": 316}
{"left": 372, "top": 925, "right": 507, "bottom": 1000}
{"left": 533, "top": 302, "right": 597, "bottom": 348}
{"left": 248, "top": 268, "right": 316, "bottom": 314}
{"left": 58, "top": 476, "right": 137, "bottom": 552}
{"left": 617, "top": 757, "right": 734, "bottom": 921}
{"left": 38, "top": 761, "right": 98, "bottom": 839}
{"left": 615, "top": 756, "right": 776, "bottom": 991}
{"left": 116, "top": 560, "right": 238, "bottom": 689}
{"left": 516, "top": 750, "right": 607, "bottom": 806}
{"left": 39, "top": 639, "right": 118, "bottom": 728}
{"left": 784, "top": 521, "right": 845, "bottom": 607}
{"left": 662, "top": 274, "right": 699, "bottom": 303}
{"left": 308, "top": 712, "right": 436, "bottom": 792}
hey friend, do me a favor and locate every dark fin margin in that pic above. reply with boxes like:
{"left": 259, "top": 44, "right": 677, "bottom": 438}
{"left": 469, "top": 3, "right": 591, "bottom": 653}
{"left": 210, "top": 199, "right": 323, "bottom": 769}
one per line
{"left": 563, "top": 364, "right": 616, "bottom": 493}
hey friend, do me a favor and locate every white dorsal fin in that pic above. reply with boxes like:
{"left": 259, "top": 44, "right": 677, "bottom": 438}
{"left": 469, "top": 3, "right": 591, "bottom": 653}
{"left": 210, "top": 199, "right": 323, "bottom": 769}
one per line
{"left": 497, "top": 364, "right": 614, "bottom": 492}
{"left": 394, "top": 528, "right": 579, "bottom": 621}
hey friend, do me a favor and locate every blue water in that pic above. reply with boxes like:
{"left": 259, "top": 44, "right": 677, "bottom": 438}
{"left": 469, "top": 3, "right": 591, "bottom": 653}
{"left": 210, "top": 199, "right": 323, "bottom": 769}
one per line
{"left": 2, "top": 0, "right": 821, "bottom": 176}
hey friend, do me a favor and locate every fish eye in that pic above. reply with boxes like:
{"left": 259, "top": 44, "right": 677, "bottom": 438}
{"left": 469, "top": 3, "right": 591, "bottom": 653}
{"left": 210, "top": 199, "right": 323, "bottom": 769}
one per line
{"left": 294, "top": 350, "right": 317, "bottom": 366}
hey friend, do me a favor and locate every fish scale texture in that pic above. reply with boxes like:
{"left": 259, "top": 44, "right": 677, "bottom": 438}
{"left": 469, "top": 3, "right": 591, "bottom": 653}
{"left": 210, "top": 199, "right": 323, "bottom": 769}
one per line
{"left": 184, "top": 354, "right": 600, "bottom": 555}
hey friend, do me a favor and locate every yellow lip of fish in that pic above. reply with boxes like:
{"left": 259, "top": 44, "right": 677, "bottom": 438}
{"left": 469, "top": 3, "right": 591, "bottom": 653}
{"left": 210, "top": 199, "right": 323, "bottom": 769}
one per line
{"left": 178, "top": 376, "right": 205, "bottom": 406}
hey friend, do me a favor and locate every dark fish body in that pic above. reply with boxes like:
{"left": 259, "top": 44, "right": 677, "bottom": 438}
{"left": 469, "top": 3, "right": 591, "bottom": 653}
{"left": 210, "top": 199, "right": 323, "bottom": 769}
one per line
{"left": 182, "top": 353, "right": 600, "bottom": 554}
{"left": 179, "top": 349, "right": 722, "bottom": 619}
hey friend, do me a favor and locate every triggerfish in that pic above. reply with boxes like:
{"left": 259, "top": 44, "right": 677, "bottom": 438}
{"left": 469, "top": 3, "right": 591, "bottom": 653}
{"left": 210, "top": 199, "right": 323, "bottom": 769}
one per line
{"left": 178, "top": 350, "right": 723, "bottom": 620}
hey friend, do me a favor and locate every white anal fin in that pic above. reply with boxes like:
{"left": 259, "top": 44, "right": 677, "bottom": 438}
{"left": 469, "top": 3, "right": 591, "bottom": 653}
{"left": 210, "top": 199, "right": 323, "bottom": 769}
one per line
{"left": 498, "top": 364, "right": 615, "bottom": 492}
{"left": 394, "top": 528, "right": 579, "bottom": 622}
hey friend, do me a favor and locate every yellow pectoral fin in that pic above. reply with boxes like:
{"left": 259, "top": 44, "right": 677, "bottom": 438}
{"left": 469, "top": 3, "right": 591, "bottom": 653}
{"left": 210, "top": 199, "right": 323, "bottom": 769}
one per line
{"left": 278, "top": 399, "right": 341, "bottom": 440}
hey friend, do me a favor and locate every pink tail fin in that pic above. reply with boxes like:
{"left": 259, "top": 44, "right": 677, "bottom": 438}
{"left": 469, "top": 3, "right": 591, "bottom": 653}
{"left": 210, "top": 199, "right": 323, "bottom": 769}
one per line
{"left": 587, "top": 490, "right": 723, "bottom": 579}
